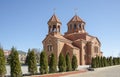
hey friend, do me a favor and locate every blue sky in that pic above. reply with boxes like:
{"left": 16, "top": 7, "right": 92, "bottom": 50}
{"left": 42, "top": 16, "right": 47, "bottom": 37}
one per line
{"left": 0, "top": 0, "right": 120, "bottom": 57}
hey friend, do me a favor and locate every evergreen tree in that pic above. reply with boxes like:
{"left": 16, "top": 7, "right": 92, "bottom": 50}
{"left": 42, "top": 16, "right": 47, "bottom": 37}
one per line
{"left": 66, "top": 53, "right": 72, "bottom": 71}
{"left": 96, "top": 56, "right": 99, "bottom": 68}
{"left": 0, "top": 48, "right": 6, "bottom": 77}
{"left": 7, "top": 48, "right": 15, "bottom": 65}
{"left": 39, "top": 51, "right": 48, "bottom": 74}
{"left": 113, "top": 57, "right": 116, "bottom": 65}
{"left": 107, "top": 57, "right": 110, "bottom": 66}
{"left": 91, "top": 57, "right": 96, "bottom": 68}
{"left": 25, "top": 49, "right": 30, "bottom": 65}
{"left": 72, "top": 55, "right": 78, "bottom": 71}
{"left": 98, "top": 56, "right": 101, "bottom": 67}
{"left": 118, "top": 57, "right": 120, "bottom": 64}
{"left": 109, "top": 56, "right": 113, "bottom": 66}
{"left": 103, "top": 57, "right": 107, "bottom": 67}
{"left": 10, "top": 47, "right": 22, "bottom": 77}
{"left": 101, "top": 57, "right": 104, "bottom": 67}
{"left": 28, "top": 50, "right": 37, "bottom": 75}
{"left": 49, "top": 53, "right": 57, "bottom": 73}
{"left": 58, "top": 53, "right": 66, "bottom": 72}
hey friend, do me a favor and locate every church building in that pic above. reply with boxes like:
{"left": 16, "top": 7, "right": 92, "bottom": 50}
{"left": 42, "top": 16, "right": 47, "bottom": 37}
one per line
{"left": 43, "top": 14, "right": 103, "bottom": 65}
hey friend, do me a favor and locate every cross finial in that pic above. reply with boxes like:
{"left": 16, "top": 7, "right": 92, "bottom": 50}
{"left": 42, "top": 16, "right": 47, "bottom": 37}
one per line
{"left": 53, "top": 8, "right": 56, "bottom": 14}
{"left": 74, "top": 8, "right": 78, "bottom": 15}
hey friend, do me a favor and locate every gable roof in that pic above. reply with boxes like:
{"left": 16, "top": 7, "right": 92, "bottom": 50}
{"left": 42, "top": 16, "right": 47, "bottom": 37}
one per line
{"left": 42, "top": 34, "right": 72, "bottom": 44}
{"left": 87, "top": 34, "right": 101, "bottom": 46}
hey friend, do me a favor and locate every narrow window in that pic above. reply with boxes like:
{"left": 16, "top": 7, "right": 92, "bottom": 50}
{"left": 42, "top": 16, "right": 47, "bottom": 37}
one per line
{"left": 47, "top": 45, "right": 53, "bottom": 51}
{"left": 52, "top": 25, "right": 56, "bottom": 32}
{"left": 79, "top": 24, "right": 81, "bottom": 29}
{"left": 58, "top": 26, "right": 60, "bottom": 32}
{"left": 74, "top": 24, "right": 77, "bottom": 30}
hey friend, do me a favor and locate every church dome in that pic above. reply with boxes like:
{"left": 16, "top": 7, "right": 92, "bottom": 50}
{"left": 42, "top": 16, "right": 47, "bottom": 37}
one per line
{"left": 48, "top": 14, "right": 61, "bottom": 25}
{"left": 67, "top": 15, "right": 85, "bottom": 25}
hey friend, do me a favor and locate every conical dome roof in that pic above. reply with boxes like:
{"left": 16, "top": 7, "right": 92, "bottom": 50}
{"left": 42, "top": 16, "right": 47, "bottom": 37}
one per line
{"left": 48, "top": 14, "right": 61, "bottom": 25}
{"left": 67, "top": 15, "right": 85, "bottom": 25}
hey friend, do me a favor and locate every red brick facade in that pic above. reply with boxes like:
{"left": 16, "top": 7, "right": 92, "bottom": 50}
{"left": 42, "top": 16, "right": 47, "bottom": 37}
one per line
{"left": 43, "top": 14, "right": 102, "bottom": 65}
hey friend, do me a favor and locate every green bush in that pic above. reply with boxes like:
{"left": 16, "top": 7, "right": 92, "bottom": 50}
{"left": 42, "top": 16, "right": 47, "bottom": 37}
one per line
{"left": 25, "top": 49, "right": 30, "bottom": 65}
{"left": 72, "top": 55, "right": 78, "bottom": 70}
{"left": 104, "top": 57, "right": 107, "bottom": 67}
{"left": 91, "top": 57, "right": 96, "bottom": 68}
{"left": 66, "top": 53, "right": 72, "bottom": 71}
{"left": 109, "top": 56, "right": 113, "bottom": 66}
{"left": 10, "top": 47, "right": 22, "bottom": 77}
{"left": 28, "top": 50, "right": 37, "bottom": 74}
{"left": 49, "top": 53, "right": 57, "bottom": 73}
{"left": 0, "top": 48, "right": 6, "bottom": 77}
{"left": 58, "top": 53, "right": 66, "bottom": 72}
{"left": 39, "top": 51, "right": 48, "bottom": 74}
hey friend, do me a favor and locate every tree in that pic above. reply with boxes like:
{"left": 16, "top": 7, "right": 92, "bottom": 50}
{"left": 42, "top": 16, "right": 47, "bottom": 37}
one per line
{"left": 66, "top": 53, "right": 72, "bottom": 71}
{"left": 39, "top": 51, "right": 48, "bottom": 74}
{"left": 95, "top": 56, "right": 100, "bottom": 68}
{"left": 107, "top": 57, "right": 110, "bottom": 66}
{"left": 91, "top": 57, "right": 96, "bottom": 68}
{"left": 118, "top": 57, "right": 120, "bottom": 64}
{"left": 32, "top": 48, "right": 40, "bottom": 63}
{"left": 100, "top": 57, "right": 104, "bottom": 67}
{"left": 72, "top": 55, "right": 78, "bottom": 71}
{"left": 10, "top": 47, "right": 22, "bottom": 77}
{"left": 103, "top": 57, "right": 107, "bottom": 67}
{"left": 0, "top": 48, "right": 6, "bottom": 77}
{"left": 28, "top": 50, "right": 37, "bottom": 75}
{"left": 113, "top": 57, "right": 116, "bottom": 65}
{"left": 58, "top": 53, "right": 66, "bottom": 72}
{"left": 109, "top": 56, "right": 113, "bottom": 66}
{"left": 98, "top": 56, "right": 101, "bottom": 67}
{"left": 25, "top": 49, "right": 30, "bottom": 65}
{"left": 49, "top": 53, "right": 57, "bottom": 73}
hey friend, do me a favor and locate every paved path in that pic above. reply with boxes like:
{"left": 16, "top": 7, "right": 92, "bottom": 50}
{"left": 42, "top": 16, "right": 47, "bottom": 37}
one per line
{"left": 62, "top": 65, "right": 120, "bottom": 77}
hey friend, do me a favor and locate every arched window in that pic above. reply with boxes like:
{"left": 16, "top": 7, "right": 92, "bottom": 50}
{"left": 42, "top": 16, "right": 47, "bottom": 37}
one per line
{"left": 79, "top": 24, "right": 81, "bottom": 29}
{"left": 52, "top": 25, "right": 56, "bottom": 32}
{"left": 81, "top": 23, "right": 85, "bottom": 30}
{"left": 58, "top": 26, "right": 60, "bottom": 32}
{"left": 47, "top": 45, "right": 53, "bottom": 51}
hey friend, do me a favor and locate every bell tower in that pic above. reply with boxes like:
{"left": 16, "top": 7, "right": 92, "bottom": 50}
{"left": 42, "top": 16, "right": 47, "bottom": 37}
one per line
{"left": 66, "top": 15, "right": 86, "bottom": 34}
{"left": 47, "top": 14, "right": 62, "bottom": 35}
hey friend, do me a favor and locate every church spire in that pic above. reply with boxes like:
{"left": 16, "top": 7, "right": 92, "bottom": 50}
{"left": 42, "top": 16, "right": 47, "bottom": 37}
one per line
{"left": 47, "top": 14, "right": 62, "bottom": 34}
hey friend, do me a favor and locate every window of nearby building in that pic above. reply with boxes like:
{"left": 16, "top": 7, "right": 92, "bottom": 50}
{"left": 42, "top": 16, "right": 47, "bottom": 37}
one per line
{"left": 47, "top": 45, "right": 53, "bottom": 51}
